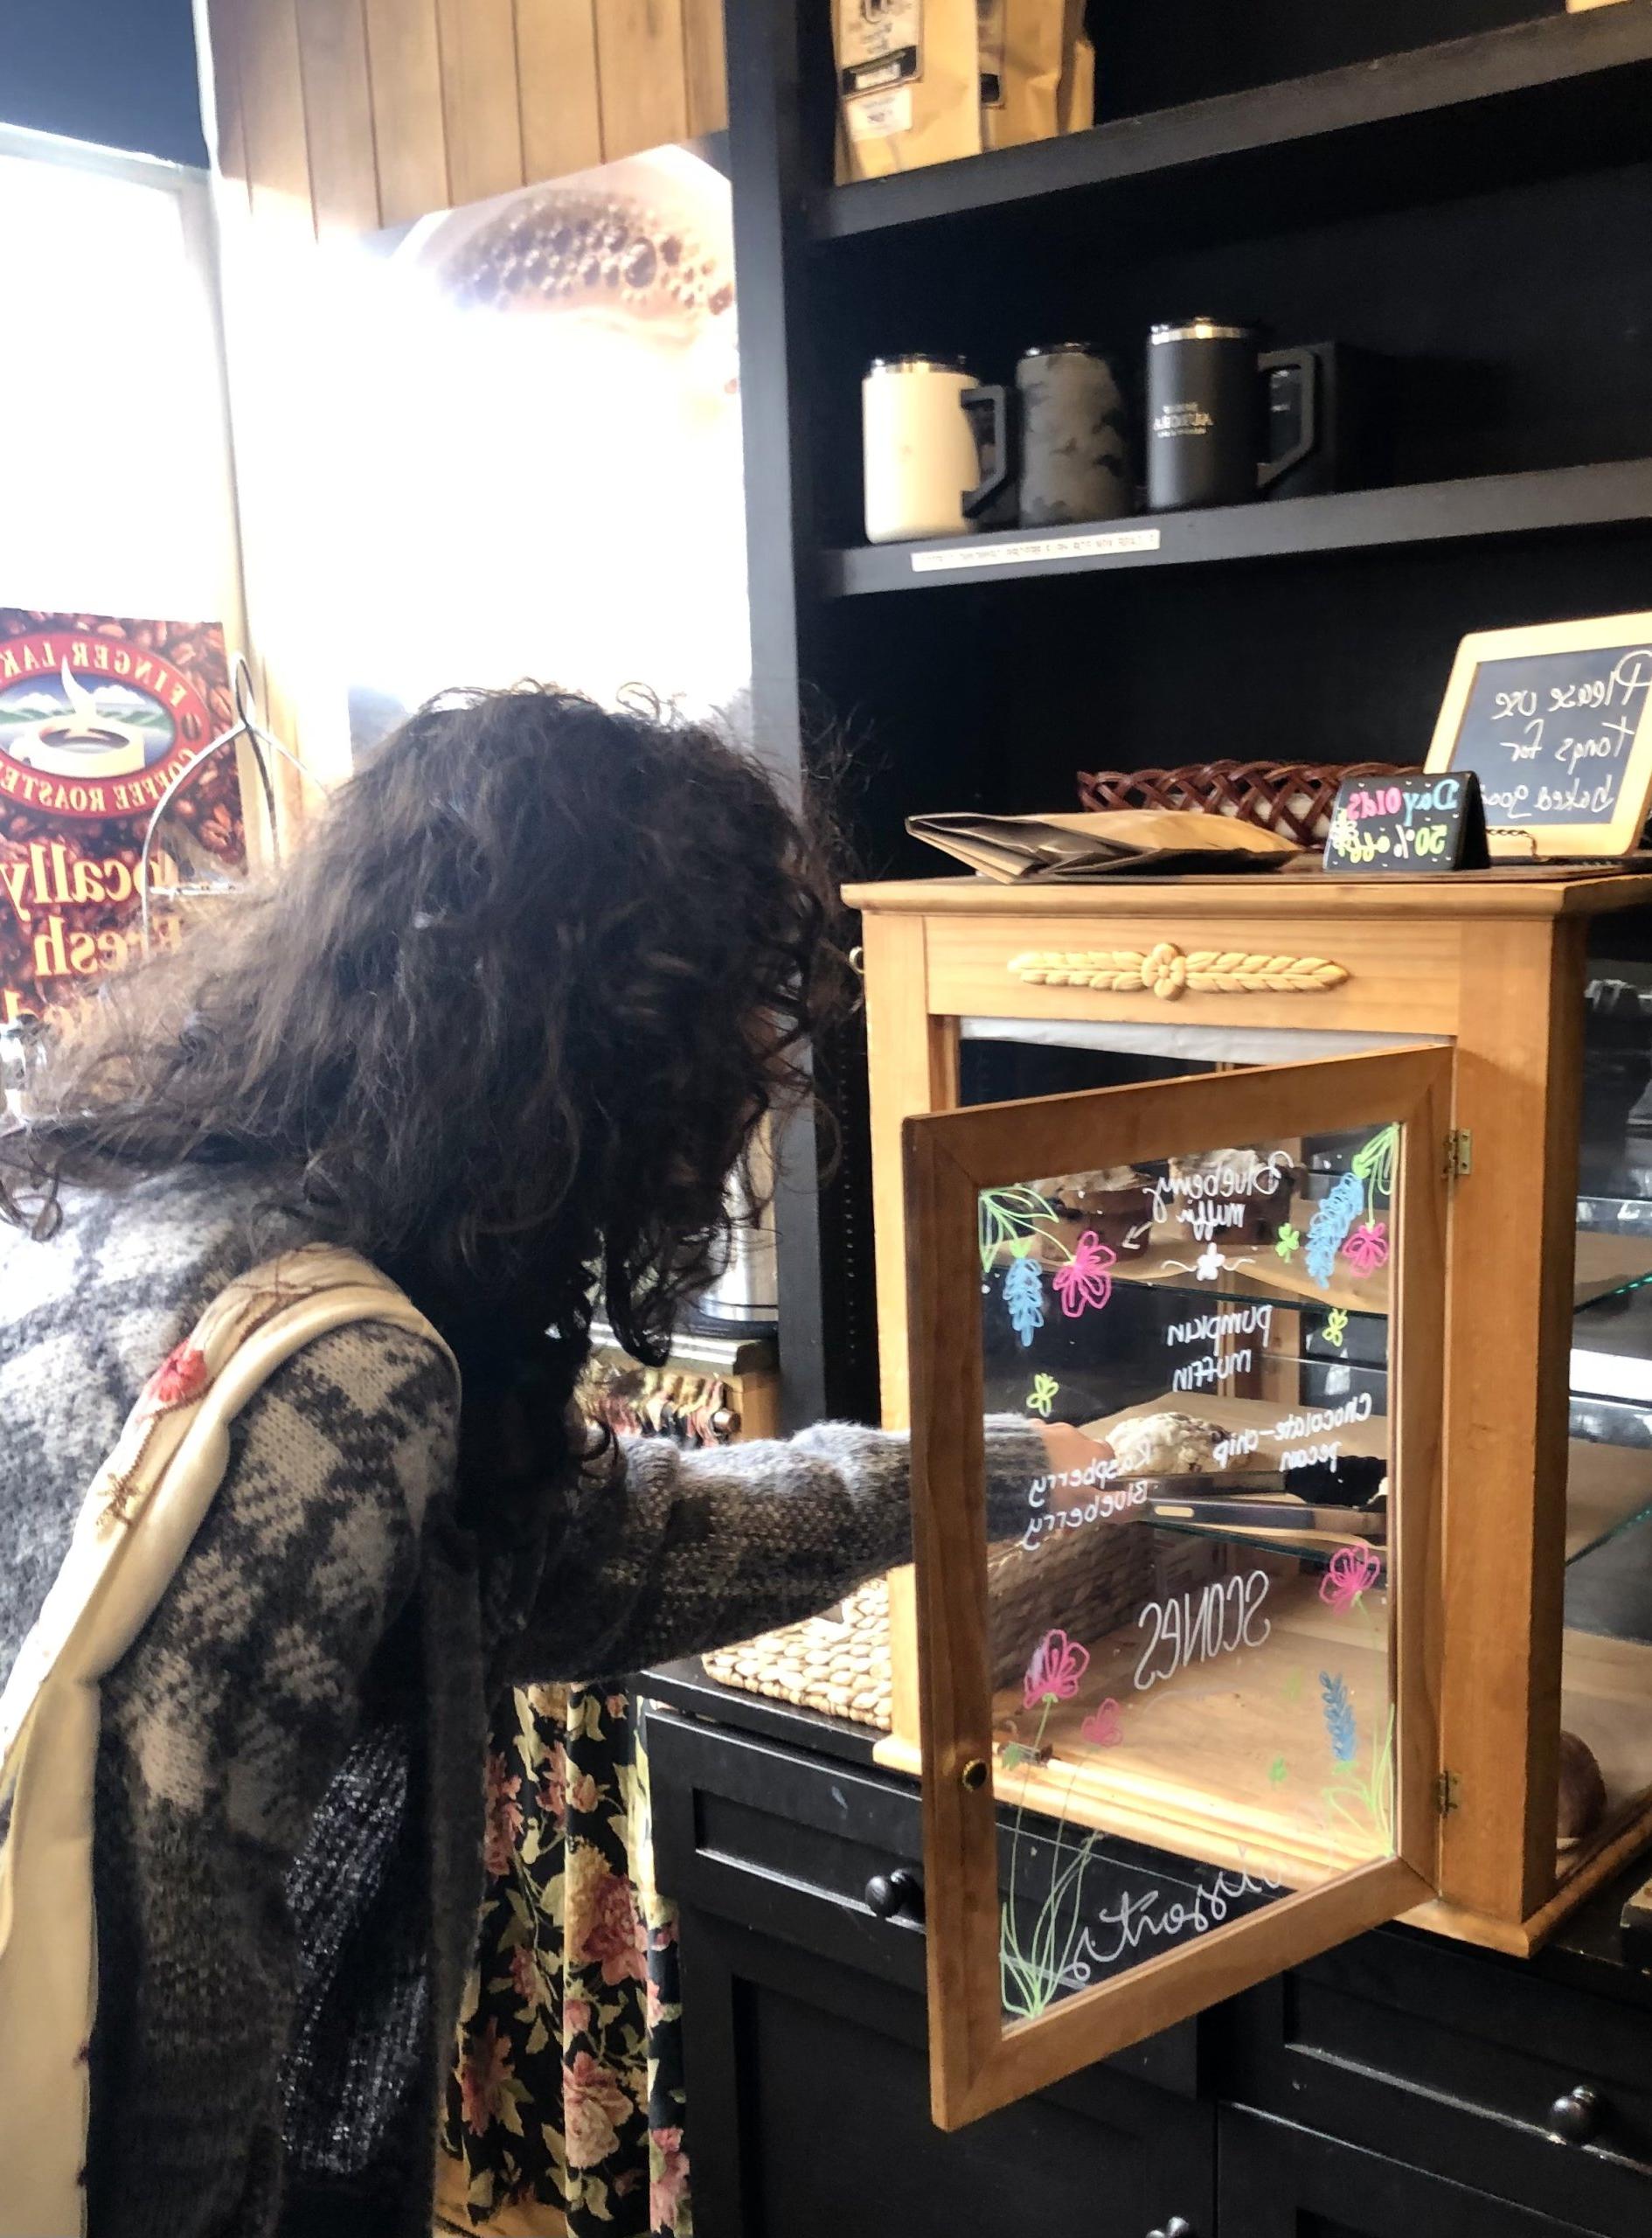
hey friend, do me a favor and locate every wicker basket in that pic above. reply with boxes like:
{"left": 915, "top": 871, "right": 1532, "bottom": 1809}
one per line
{"left": 1076, "top": 759, "right": 1419, "bottom": 849}
{"left": 700, "top": 1525, "right": 1158, "bottom": 1729}
{"left": 703, "top": 1577, "right": 894, "bottom": 1728}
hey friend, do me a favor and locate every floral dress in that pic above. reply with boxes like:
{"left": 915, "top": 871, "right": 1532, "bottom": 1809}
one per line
{"left": 436, "top": 1683, "right": 691, "bottom": 2237}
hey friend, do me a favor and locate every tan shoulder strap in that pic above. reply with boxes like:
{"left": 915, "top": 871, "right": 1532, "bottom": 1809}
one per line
{"left": 0, "top": 1242, "right": 457, "bottom": 2238}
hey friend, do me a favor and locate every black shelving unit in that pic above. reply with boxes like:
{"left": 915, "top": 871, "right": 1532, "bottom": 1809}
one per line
{"left": 725, "top": 0, "right": 1652, "bottom": 1427}
{"left": 824, "top": 457, "right": 1652, "bottom": 596}
{"left": 810, "top": 9, "right": 1652, "bottom": 245}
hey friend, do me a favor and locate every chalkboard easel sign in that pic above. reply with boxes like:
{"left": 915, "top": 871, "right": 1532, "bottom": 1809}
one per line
{"left": 1424, "top": 610, "right": 1652, "bottom": 857}
{"left": 1323, "top": 769, "right": 1489, "bottom": 875}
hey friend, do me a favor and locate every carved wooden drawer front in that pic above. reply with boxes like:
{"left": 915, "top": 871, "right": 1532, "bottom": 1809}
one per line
{"left": 921, "top": 913, "right": 1463, "bottom": 1035}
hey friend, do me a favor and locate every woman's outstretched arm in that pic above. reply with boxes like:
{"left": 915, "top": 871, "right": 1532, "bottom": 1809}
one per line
{"left": 504, "top": 1415, "right": 1077, "bottom": 1685}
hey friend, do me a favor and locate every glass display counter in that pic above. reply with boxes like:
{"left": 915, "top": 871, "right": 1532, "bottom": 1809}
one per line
{"left": 848, "top": 867, "right": 1652, "bottom": 2124}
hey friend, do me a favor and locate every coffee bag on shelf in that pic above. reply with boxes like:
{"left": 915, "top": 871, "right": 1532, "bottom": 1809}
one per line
{"left": 835, "top": 0, "right": 981, "bottom": 180}
{"left": 979, "top": 0, "right": 1065, "bottom": 150}
{"left": 1057, "top": 0, "right": 1096, "bottom": 133}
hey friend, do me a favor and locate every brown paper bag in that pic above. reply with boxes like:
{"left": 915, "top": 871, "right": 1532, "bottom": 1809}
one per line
{"left": 906, "top": 808, "right": 1302, "bottom": 880}
{"left": 836, "top": 0, "right": 981, "bottom": 181}
{"left": 1056, "top": 0, "right": 1096, "bottom": 133}
{"left": 980, "top": 0, "right": 1065, "bottom": 150}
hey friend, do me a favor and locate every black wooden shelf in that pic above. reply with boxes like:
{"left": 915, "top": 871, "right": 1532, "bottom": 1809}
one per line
{"left": 811, "top": 7, "right": 1652, "bottom": 247}
{"left": 822, "top": 457, "right": 1652, "bottom": 597}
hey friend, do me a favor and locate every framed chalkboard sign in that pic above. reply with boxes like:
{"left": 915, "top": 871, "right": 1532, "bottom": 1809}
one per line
{"left": 1424, "top": 611, "right": 1652, "bottom": 856}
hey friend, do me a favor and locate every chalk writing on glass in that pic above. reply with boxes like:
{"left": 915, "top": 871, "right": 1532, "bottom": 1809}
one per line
{"left": 1267, "top": 1755, "right": 1288, "bottom": 1786}
{"left": 1168, "top": 1303, "right": 1274, "bottom": 1350}
{"left": 1324, "top": 1307, "right": 1349, "bottom": 1350}
{"left": 1019, "top": 1476, "right": 1146, "bottom": 1552}
{"left": 1275, "top": 1222, "right": 1301, "bottom": 1260}
{"left": 1173, "top": 1346, "right": 1251, "bottom": 1393}
{"left": 1062, "top": 1864, "right": 1285, "bottom": 1979}
{"left": 1211, "top": 1389, "right": 1372, "bottom": 1471}
{"left": 1320, "top": 1543, "right": 1383, "bottom": 1614}
{"left": 1134, "top": 1570, "right": 1272, "bottom": 1692}
{"left": 1148, "top": 1150, "right": 1292, "bottom": 1241}
{"left": 1052, "top": 1229, "right": 1116, "bottom": 1317}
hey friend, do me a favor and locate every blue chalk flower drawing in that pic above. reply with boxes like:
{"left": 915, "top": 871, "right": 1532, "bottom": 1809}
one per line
{"left": 1305, "top": 1172, "right": 1364, "bottom": 1289}
{"left": 1319, "top": 1672, "right": 1357, "bottom": 1763}
{"left": 1003, "top": 1254, "right": 1045, "bottom": 1348}
{"left": 1318, "top": 1669, "right": 1396, "bottom": 1853}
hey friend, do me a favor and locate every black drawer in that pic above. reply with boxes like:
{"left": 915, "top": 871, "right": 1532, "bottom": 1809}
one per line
{"left": 1225, "top": 1932, "right": 1652, "bottom": 2235}
{"left": 645, "top": 1705, "right": 1205, "bottom": 2101}
{"left": 1219, "top": 2106, "right": 1607, "bottom": 2238}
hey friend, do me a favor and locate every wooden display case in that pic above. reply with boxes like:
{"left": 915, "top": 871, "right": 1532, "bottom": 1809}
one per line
{"left": 848, "top": 865, "right": 1652, "bottom": 2124}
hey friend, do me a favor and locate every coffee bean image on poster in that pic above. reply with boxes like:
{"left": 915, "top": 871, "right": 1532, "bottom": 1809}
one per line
{"left": 0, "top": 610, "right": 245, "bottom": 1025}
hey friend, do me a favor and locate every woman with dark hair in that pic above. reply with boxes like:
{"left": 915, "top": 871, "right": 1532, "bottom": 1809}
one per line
{"left": 0, "top": 686, "right": 1093, "bottom": 2237}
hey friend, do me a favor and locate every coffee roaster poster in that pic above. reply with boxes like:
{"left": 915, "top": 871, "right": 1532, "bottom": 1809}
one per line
{"left": 0, "top": 610, "right": 245, "bottom": 1025}
{"left": 333, "top": 142, "right": 748, "bottom": 751}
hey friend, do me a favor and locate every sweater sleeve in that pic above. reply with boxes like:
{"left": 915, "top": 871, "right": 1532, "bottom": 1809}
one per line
{"left": 503, "top": 1415, "right": 1049, "bottom": 1685}
{"left": 85, "top": 1318, "right": 459, "bottom": 2238}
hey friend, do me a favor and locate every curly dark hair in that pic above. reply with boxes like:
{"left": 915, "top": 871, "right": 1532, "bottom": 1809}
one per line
{"left": 0, "top": 685, "right": 848, "bottom": 1374}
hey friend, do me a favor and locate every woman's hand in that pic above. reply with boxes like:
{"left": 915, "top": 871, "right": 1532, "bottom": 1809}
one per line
{"left": 1037, "top": 1421, "right": 1116, "bottom": 1488}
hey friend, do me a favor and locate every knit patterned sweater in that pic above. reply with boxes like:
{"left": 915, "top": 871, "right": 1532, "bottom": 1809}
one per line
{"left": 0, "top": 1168, "right": 1046, "bottom": 2237}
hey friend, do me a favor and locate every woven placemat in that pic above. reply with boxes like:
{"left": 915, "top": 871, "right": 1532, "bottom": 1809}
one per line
{"left": 703, "top": 1575, "right": 893, "bottom": 1729}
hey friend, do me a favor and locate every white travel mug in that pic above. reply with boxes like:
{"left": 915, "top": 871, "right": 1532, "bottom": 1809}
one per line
{"left": 862, "top": 355, "right": 1011, "bottom": 544}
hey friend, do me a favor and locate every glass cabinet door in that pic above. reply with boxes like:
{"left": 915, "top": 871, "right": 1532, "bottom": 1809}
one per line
{"left": 904, "top": 1046, "right": 1451, "bottom": 2126}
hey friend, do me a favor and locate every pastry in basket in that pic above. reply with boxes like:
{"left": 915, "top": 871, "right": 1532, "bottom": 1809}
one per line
{"left": 1030, "top": 1166, "right": 1154, "bottom": 1257}
{"left": 1100, "top": 1409, "right": 1230, "bottom": 1478}
{"left": 1155, "top": 1145, "right": 1298, "bottom": 1247}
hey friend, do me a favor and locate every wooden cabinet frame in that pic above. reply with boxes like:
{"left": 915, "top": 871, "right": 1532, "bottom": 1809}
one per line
{"left": 905, "top": 1047, "right": 1447, "bottom": 2123}
{"left": 850, "top": 871, "right": 1652, "bottom": 1979}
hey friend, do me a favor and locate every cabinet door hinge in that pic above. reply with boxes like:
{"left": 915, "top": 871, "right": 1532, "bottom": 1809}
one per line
{"left": 1434, "top": 1769, "right": 1461, "bottom": 1817}
{"left": 1443, "top": 1129, "right": 1473, "bottom": 1182}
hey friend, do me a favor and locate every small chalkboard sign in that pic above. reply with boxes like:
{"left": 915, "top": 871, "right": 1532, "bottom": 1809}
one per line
{"left": 1323, "top": 769, "right": 1489, "bottom": 875}
{"left": 1425, "top": 611, "right": 1652, "bottom": 857}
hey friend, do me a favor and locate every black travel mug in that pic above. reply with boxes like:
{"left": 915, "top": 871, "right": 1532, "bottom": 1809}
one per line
{"left": 1146, "top": 320, "right": 1317, "bottom": 511}
{"left": 1016, "top": 344, "right": 1133, "bottom": 527}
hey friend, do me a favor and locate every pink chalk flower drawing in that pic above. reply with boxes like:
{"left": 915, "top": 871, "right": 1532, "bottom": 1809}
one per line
{"left": 1023, "top": 1628, "right": 1091, "bottom": 1709}
{"left": 1080, "top": 1698, "right": 1124, "bottom": 1747}
{"left": 1319, "top": 1542, "right": 1383, "bottom": 1614}
{"left": 1052, "top": 1229, "right": 1116, "bottom": 1318}
{"left": 1342, "top": 1220, "right": 1389, "bottom": 1277}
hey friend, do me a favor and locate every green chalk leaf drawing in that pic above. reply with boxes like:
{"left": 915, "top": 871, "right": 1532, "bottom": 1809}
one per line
{"left": 1324, "top": 1307, "right": 1349, "bottom": 1350}
{"left": 1267, "top": 1755, "right": 1288, "bottom": 1786}
{"left": 1274, "top": 1222, "right": 1301, "bottom": 1261}
{"left": 979, "top": 1185, "right": 1069, "bottom": 1273}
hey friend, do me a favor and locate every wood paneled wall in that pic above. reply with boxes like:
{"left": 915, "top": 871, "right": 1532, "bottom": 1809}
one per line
{"left": 202, "top": 0, "right": 727, "bottom": 236}
{"left": 193, "top": 0, "right": 726, "bottom": 813}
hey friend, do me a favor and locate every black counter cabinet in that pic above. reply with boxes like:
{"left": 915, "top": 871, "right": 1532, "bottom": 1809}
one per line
{"left": 642, "top": 1665, "right": 1652, "bottom": 2238}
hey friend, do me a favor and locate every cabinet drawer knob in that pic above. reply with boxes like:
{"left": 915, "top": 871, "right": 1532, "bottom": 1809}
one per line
{"left": 864, "top": 1867, "right": 924, "bottom": 1922}
{"left": 1546, "top": 2085, "right": 1606, "bottom": 2145}
{"left": 1147, "top": 2220, "right": 1196, "bottom": 2238}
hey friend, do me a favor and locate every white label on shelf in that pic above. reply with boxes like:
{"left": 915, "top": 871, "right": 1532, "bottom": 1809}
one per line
{"left": 909, "top": 526, "right": 1163, "bottom": 573}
